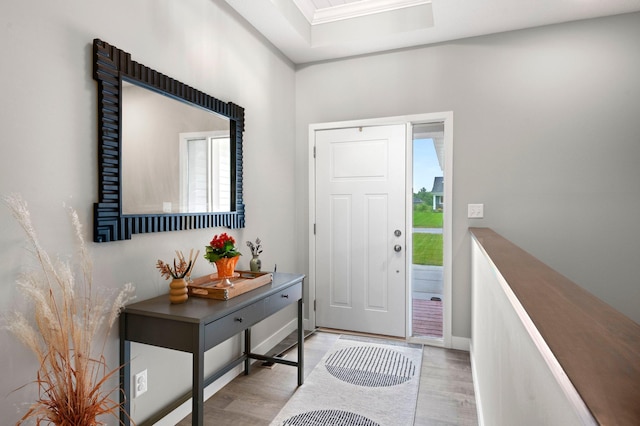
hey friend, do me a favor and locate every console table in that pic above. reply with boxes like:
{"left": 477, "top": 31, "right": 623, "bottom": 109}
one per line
{"left": 119, "top": 272, "right": 305, "bottom": 426}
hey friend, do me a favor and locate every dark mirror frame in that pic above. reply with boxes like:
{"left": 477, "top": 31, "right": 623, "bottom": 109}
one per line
{"left": 92, "top": 39, "right": 245, "bottom": 242}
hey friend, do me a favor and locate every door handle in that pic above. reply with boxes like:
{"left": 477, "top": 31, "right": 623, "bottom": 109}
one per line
{"left": 394, "top": 245, "right": 402, "bottom": 252}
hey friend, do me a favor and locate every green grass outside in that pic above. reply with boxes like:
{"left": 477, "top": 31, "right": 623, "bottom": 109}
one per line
{"left": 413, "top": 209, "right": 443, "bottom": 228}
{"left": 413, "top": 233, "right": 443, "bottom": 266}
{"left": 412, "top": 208, "right": 443, "bottom": 266}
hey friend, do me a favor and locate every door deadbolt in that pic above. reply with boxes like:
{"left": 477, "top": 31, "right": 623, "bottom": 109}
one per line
{"left": 394, "top": 229, "right": 402, "bottom": 237}
{"left": 394, "top": 245, "right": 402, "bottom": 252}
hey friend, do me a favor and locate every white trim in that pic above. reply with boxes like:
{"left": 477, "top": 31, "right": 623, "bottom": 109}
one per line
{"left": 404, "top": 123, "right": 414, "bottom": 340}
{"left": 407, "top": 334, "right": 445, "bottom": 347}
{"left": 308, "top": 112, "right": 453, "bottom": 348}
{"left": 307, "top": 0, "right": 431, "bottom": 25}
{"left": 154, "top": 318, "right": 298, "bottom": 425}
{"left": 178, "top": 130, "right": 230, "bottom": 213}
{"left": 251, "top": 317, "right": 299, "bottom": 354}
{"left": 442, "top": 112, "right": 453, "bottom": 349}
{"left": 469, "top": 342, "right": 486, "bottom": 426}
{"left": 308, "top": 124, "right": 318, "bottom": 332}
{"left": 404, "top": 112, "right": 453, "bottom": 348}
{"left": 292, "top": 0, "right": 316, "bottom": 23}
{"left": 154, "top": 366, "right": 242, "bottom": 426}
{"left": 450, "top": 335, "right": 470, "bottom": 351}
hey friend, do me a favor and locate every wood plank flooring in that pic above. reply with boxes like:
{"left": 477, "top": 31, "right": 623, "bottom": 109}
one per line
{"left": 178, "top": 331, "right": 477, "bottom": 425}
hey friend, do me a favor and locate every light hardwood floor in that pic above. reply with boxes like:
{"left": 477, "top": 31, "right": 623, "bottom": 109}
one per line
{"left": 178, "top": 331, "right": 478, "bottom": 425}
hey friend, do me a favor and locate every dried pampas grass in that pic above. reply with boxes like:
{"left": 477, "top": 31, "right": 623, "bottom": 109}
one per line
{"left": 2, "top": 194, "right": 135, "bottom": 426}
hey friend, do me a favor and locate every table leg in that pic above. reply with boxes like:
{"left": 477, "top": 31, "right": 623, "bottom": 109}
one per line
{"left": 298, "top": 298, "right": 304, "bottom": 386}
{"left": 119, "top": 314, "right": 131, "bottom": 426}
{"left": 193, "top": 346, "right": 204, "bottom": 425}
{"left": 244, "top": 328, "right": 251, "bottom": 375}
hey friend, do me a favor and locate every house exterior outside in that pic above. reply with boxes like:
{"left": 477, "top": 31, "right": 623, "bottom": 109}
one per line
{"left": 431, "top": 176, "right": 444, "bottom": 211}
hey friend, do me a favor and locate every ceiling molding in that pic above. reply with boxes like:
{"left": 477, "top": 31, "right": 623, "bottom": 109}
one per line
{"left": 295, "top": 0, "right": 431, "bottom": 25}
{"left": 226, "top": 0, "right": 640, "bottom": 64}
{"left": 293, "top": 0, "right": 317, "bottom": 23}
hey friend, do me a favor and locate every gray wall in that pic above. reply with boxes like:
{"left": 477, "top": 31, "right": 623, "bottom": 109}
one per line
{"left": 0, "top": 1, "right": 296, "bottom": 424}
{"left": 2, "top": 2, "right": 639, "bottom": 422}
{"left": 295, "top": 12, "right": 640, "bottom": 339}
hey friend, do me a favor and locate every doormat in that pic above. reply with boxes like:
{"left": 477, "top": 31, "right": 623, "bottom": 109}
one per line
{"left": 270, "top": 336, "right": 423, "bottom": 426}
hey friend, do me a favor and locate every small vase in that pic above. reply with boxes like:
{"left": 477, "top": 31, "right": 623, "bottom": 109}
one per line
{"left": 250, "top": 255, "right": 262, "bottom": 272}
{"left": 169, "top": 278, "right": 188, "bottom": 304}
{"left": 213, "top": 256, "right": 240, "bottom": 287}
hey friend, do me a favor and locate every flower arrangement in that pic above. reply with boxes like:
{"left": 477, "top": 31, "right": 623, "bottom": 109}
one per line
{"left": 156, "top": 249, "right": 199, "bottom": 280}
{"left": 246, "top": 237, "right": 263, "bottom": 256}
{"left": 2, "top": 194, "right": 135, "bottom": 426}
{"left": 204, "top": 233, "right": 241, "bottom": 262}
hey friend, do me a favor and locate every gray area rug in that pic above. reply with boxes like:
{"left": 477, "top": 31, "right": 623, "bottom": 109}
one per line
{"left": 270, "top": 336, "right": 423, "bottom": 426}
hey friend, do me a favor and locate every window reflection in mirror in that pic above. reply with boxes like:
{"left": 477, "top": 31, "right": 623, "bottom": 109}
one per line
{"left": 121, "top": 80, "right": 231, "bottom": 214}
{"left": 179, "top": 131, "right": 231, "bottom": 212}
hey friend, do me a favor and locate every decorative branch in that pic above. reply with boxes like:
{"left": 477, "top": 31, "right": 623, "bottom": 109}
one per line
{"left": 246, "top": 238, "right": 263, "bottom": 256}
{"left": 156, "top": 249, "right": 199, "bottom": 280}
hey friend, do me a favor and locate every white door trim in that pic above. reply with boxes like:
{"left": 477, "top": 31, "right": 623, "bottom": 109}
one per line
{"left": 308, "top": 112, "right": 453, "bottom": 348}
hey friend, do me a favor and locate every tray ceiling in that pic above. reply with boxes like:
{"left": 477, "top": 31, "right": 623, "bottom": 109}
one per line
{"left": 225, "top": 0, "right": 640, "bottom": 64}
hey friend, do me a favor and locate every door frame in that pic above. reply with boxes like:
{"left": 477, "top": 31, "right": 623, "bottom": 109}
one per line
{"left": 308, "top": 112, "right": 453, "bottom": 347}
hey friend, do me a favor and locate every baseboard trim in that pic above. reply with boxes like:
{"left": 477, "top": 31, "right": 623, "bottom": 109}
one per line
{"left": 469, "top": 341, "right": 485, "bottom": 426}
{"left": 154, "top": 318, "right": 298, "bottom": 425}
{"left": 253, "top": 318, "right": 298, "bottom": 355}
{"left": 451, "top": 335, "right": 470, "bottom": 351}
{"left": 153, "top": 365, "right": 242, "bottom": 426}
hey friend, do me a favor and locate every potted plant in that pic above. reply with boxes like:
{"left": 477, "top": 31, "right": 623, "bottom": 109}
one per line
{"left": 156, "top": 250, "right": 198, "bottom": 304}
{"left": 204, "top": 233, "right": 241, "bottom": 287}
{"left": 246, "top": 238, "right": 263, "bottom": 272}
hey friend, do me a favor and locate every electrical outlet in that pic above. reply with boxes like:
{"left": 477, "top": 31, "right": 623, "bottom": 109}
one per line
{"left": 134, "top": 369, "right": 148, "bottom": 398}
{"left": 468, "top": 203, "right": 484, "bottom": 219}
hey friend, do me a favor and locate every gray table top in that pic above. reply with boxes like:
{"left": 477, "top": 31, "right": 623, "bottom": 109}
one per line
{"left": 123, "top": 272, "right": 304, "bottom": 325}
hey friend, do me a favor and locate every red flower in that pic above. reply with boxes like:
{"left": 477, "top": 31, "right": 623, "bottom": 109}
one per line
{"left": 210, "top": 233, "right": 235, "bottom": 250}
{"left": 205, "top": 233, "right": 241, "bottom": 262}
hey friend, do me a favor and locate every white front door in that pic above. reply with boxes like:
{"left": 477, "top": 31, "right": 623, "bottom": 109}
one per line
{"left": 314, "top": 124, "right": 406, "bottom": 337}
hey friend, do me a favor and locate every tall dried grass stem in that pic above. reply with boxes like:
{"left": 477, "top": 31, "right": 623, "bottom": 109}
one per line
{"left": 2, "top": 194, "right": 135, "bottom": 425}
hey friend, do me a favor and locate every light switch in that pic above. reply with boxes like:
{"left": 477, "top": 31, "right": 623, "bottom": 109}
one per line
{"left": 468, "top": 204, "right": 484, "bottom": 219}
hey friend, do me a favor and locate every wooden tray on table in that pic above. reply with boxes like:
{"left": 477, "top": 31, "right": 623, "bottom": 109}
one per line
{"left": 187, "top": 271, "right": 273, "bottom": 300}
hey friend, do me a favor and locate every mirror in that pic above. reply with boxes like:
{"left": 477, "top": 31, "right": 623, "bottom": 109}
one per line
{"left": 93, "top": 39, "right": 245, "bottom": 242}
{"left": 121, "top": 80, "right": 231, "bottom": 214}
